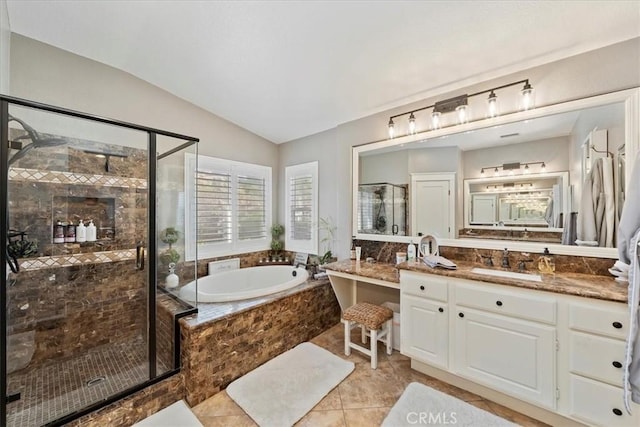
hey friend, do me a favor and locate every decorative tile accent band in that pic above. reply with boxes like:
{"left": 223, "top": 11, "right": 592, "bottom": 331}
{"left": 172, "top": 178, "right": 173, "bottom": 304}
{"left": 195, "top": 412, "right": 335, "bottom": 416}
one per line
{"left": 19, "top": 249, "right": 136, "bottom": 271}
{"left": 9, "top": 167, "right": 147, "bottom": 189}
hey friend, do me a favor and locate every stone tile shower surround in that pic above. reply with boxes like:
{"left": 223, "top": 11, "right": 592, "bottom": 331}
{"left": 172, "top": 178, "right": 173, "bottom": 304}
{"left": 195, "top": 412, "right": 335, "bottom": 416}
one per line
{"left": 355, "top": 240, "right": 615, "bottom": 276}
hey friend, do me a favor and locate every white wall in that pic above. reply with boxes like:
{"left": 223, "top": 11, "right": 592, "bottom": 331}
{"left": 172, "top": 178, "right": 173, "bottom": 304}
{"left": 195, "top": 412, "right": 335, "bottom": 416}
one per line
{"left": 9, "top": 35, "right": 280, "bottom": 236}
{"left": 360, "top": 150, "right": 408, "bottom": 184}
{"left": 463, "top": 137, "right": 571, "bottom": 179}
{"left": 280, "top": 37, "right": 640, "bottom": 259}
{"left": 0, "top": 0, "right": 9, "bottom": 94}
{"left": 278, "top": 127, "right": 339, "bottom": 255}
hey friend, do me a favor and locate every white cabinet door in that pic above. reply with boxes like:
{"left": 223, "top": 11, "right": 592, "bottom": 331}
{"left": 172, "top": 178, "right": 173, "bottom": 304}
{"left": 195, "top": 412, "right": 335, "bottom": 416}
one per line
{"left": 401, "top": 294, "right": 448, "bottom": 369}
{"left": 453, "top": 307, "right": 556, "bottom": 409}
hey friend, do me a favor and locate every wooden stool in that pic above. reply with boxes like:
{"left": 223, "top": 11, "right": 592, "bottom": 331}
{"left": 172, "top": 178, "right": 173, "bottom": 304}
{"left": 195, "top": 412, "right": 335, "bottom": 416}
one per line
{"left": 343, "top": 302, "right": 393, "bottom": 369}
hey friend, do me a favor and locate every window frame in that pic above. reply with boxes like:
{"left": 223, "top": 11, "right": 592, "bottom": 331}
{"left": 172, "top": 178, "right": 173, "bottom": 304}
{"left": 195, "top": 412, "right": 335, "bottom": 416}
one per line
{"left": 285, "top": 161, "right": 318, "bottom": 254}
{"left": 185, "top": 153, "right": 272, "bottom": 260}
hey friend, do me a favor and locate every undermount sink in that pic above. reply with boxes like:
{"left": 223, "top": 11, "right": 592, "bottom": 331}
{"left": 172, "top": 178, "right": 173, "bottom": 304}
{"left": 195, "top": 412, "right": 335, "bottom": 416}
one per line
{"left": 471, "top": 267, "right": 543, "bottom": 282}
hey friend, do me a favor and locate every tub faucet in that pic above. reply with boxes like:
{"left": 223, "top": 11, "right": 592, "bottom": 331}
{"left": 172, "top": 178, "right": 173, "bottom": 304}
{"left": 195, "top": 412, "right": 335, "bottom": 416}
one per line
{"left": 501, "top": 248, "right": 510, "bottom": 269}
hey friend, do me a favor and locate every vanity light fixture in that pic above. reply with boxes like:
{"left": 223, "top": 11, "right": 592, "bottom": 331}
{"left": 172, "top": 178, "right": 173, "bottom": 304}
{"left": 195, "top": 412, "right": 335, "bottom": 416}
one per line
{"left": 387, "top": 79, "right": 534, "bottom": 138}
{"left": 481, "top": 161, "right": 546, "bottom": 177}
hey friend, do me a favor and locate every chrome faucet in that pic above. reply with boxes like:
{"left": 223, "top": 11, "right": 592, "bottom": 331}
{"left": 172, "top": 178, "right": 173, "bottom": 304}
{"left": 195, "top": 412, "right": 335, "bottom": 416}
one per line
{"left": 501, "top": 248, "right": 510, "bottom": 269}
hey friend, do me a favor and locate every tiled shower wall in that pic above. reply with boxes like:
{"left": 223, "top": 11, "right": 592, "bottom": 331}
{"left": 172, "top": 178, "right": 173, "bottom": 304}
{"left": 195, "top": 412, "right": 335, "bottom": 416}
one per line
{"left": 6, "top": 133, "right": 152, "bottom": 368}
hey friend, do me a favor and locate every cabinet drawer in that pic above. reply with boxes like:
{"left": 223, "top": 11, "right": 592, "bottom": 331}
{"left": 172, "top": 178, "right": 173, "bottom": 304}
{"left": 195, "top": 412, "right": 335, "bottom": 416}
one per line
{"left": 569, "top": 375, "right": 632, "bottom": 427}
{"left": 454, "top": 282, "right": 556, "bottom": 324}
{"left": 400, "top": 271, "right": 448, "bottom": 302}
{"left": 569, "top": 302, "right": 628, "bottom": 339}
{"left": 569, "top": 332, "right": 625, "bottom": 387}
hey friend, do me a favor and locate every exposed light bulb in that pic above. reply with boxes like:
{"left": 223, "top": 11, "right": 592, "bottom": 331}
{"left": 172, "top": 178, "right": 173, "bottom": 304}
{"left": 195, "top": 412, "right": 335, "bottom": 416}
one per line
{"left": 388, "top": 118, "right": 395, "bottom": 139}
{"left": 494, "top": 167, "right": 499, "bottom": 177}
{"left": 541, "top": 162, "right": 546, "bottom": 172}
{"left": 520, "top": 82, "right": 535, "bottom": 111}
{"left": 408, "top": 112, "right": 416, "bottom": 135}
{"left": 431, "top": 111, "right": 441, "bottom": 130}
{"left": 524, "top": 164, "right": 530, "bottom": 174}
{"left": 480, "top": 168, "right": 485, "bottom": 177}
{"left": 487, "top": 91, "right": 498, "bottom": 118}
{"left": 456, "top": 105, "right": 468, "bottom": 124}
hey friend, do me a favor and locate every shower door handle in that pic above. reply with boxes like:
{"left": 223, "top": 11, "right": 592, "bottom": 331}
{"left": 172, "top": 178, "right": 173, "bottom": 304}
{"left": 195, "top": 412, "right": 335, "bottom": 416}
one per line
{"left": 392, "top": 224, "right": 399, "bottom": 235}
{"left": 136, "top": 243, "right": 145, "bottom": 270}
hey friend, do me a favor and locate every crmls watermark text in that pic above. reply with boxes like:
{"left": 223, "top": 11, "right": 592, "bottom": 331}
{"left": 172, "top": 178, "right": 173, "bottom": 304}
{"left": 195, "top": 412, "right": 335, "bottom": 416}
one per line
{"left": 406, "top": 411, "right": 458, "bottom": 424}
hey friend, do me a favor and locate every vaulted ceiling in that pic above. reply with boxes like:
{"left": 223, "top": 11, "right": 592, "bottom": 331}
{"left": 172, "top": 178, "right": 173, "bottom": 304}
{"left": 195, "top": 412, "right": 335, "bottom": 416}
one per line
{"left": 6, "top": 1, "right": 640, "bottom": 143}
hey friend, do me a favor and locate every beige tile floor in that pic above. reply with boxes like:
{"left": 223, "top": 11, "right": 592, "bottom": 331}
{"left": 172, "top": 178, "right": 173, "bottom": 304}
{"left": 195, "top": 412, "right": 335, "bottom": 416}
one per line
{"left": 192, "top": 323, "right": 548, "bottom": 426}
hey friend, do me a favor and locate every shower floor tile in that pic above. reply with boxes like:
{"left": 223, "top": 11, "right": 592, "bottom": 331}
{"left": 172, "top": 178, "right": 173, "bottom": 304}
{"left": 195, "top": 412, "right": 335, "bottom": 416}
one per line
{"left": 6, "top": 338, "right": 162, "bottom": 427}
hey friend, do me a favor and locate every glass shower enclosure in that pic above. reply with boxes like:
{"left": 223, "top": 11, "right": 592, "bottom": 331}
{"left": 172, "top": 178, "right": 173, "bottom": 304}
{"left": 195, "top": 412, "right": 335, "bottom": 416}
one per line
{"left": 357, "top": 183, "right": 407, "bottom": 236}
{"left": 1, "top": 95, "right": 199, "bottom": 426}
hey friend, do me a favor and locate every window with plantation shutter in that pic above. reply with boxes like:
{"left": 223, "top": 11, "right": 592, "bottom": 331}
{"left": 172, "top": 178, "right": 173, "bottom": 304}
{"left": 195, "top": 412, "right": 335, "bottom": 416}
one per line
{"left": 285, "top": 162, "right": 318, "bottom": 254}
{"left": 185, "top": 154, "right": 271, "bottom": 259}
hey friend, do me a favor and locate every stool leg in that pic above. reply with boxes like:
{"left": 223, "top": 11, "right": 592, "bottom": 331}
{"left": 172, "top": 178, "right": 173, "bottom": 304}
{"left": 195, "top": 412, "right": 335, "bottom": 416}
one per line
{"left": 386, "top": 319, "right": 393, "bottom": 355}
{"left": 361, "top": 324, "right": 366, "bottom": 344}
{"left": 344, "top": 320, "right": 351, "bottom": 356}
{"left": 370, "top": 328, "right": 378, "bottom": 369}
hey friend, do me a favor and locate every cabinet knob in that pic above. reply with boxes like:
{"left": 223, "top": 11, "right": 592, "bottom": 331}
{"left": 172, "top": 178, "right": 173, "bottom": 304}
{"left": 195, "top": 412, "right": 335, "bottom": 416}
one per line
{"left": 612, "top": 408, "right": 623, "bottom": 416}
{"left": 496, "top": 300, "right": 503, "bottom": 306}
{"left": 613, "top": 321, "right": 623, "bottom": 329}
{"left": 458, "top": 312, "right": 464, "bottom": 318}
{"left": 419, "top": 285, "right": 425, "bottom": 291}
{"left": 613, "top": 361, "right": 622, "bottom": 369}
{"left": 438, "top": 307, "right": 444, "bottom": 313}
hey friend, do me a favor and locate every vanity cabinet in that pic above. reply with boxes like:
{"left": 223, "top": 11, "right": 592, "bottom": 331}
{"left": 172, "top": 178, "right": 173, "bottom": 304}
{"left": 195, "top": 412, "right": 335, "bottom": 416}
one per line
{"left": 453, "top": 281, "right": 557, "bottom": 409}
{"left": 400, "top": 272, "right": 448, "bottom": 369}
{"left": 566, "top": 300, "right": 633, "bottom": 426}
{"left": 399, "top": 269, "right": 640, "bottom": 426}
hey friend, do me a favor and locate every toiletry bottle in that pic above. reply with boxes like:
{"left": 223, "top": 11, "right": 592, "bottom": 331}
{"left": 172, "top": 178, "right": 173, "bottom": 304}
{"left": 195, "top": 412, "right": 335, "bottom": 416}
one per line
{"left": 538, "top": 247, "right": 555, "bottom": 273}
{"left": 350, "top": 236, "right": 356, "bottom": 260}
{"left": 65, "top": 220, "right": 76, "bottom": 243}
{"left": 76, "top": 220, "right": 87, "bottom": 243}
{"left": 53, "top": 220, "right": 65, "bottom": 243}
{"left": 407, "top": 240, "right": 416, "bottom": 262}
{"left": 86, "top": 220, "right": 97, "bottom": 242}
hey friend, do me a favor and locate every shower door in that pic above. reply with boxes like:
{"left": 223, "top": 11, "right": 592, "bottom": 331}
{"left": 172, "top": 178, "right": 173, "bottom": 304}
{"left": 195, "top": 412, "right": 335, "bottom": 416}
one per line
{"left": 1, "top": 97, "right": 198, "bottom": 426}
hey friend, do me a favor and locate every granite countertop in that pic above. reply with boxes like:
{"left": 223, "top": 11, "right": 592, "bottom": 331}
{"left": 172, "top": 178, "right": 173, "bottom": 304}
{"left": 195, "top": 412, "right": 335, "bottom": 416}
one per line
{"left": 324, "top": 259, "right": 628, "bottom": 303}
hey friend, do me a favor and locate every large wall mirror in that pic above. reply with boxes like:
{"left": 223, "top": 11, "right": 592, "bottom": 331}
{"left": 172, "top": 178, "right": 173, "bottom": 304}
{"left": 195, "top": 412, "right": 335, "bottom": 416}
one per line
{"left": 353, "top": 88, "right": 639, "bottom": 257}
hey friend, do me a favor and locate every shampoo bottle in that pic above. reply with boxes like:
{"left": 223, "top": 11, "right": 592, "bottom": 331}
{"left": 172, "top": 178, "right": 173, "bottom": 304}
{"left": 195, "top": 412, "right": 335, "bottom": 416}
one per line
{"left": 53, "top": 220, "right": 65, "bottom": 244}
{"left": 86, "top": 220, "right": 97, "bottom": 242}
{"left": 76, "top": 220, "right": 87, "bottom": 243}
{"left": 65, "top": 221, "right": 76, "bottom": 243}
{"left": 407, "top": 240, "right": 416, "bottom": 261}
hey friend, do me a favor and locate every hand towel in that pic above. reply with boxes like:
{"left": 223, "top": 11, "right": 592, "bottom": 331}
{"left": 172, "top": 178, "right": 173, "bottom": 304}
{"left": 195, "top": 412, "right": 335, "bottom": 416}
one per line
{"left": 623, "top": 230, "right": 640, "bottom": 412}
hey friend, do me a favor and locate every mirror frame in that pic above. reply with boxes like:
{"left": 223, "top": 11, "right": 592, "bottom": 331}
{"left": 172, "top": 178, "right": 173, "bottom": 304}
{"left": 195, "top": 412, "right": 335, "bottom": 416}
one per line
{"left": 352, "top": 88, "right": 639, "bottom": 259}
{"left": 463, "top": 171, "right": 569, "bottom": 231}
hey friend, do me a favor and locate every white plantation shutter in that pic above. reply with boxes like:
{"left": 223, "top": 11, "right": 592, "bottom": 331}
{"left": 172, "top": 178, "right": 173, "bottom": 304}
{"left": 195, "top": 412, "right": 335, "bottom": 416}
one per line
{"left": 285, "top": 162, "right": 318, "bottom": 254}
{"left": 197, "top": 170, "right": 232, "bottom": 244}
{"left": 237, "top": 174, "right": 267, "bottom": 241}
{"left": 185, "top": 154, "right": 271, "bottom": 259}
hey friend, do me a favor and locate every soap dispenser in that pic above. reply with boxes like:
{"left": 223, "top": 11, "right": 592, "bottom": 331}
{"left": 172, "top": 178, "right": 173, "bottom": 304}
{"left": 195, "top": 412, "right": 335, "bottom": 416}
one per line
{"left": 76, "top": 220, "right": 87, "bottom": 243}
{"left": 538, "top": 248, "right": 555, "bottom": 274}
{"left": 86, "top": 220, "right": 97, "bottom": 242}
{"left": 407, "top": 240, "right": 416, "bottom": 262}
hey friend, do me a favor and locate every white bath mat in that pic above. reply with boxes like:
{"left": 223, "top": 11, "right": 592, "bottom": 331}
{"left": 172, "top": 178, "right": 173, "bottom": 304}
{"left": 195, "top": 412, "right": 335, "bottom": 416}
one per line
{"left": 382, "top": 382, "right": 519, "bottom": 427}
{"left": 226, "top": 342, "right": 354, "bottom": 426}
{"left": 132, "top": 400, "right": 203, "bottom": 427}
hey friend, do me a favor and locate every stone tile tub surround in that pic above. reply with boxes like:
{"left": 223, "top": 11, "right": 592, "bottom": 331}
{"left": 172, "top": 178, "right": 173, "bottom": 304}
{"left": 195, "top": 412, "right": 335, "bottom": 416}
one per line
{"left": 180, "top": 279, "right": 341, "bottom": 406}
{"left": 355, "top": 239, "right": 615, "bottom": 276}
